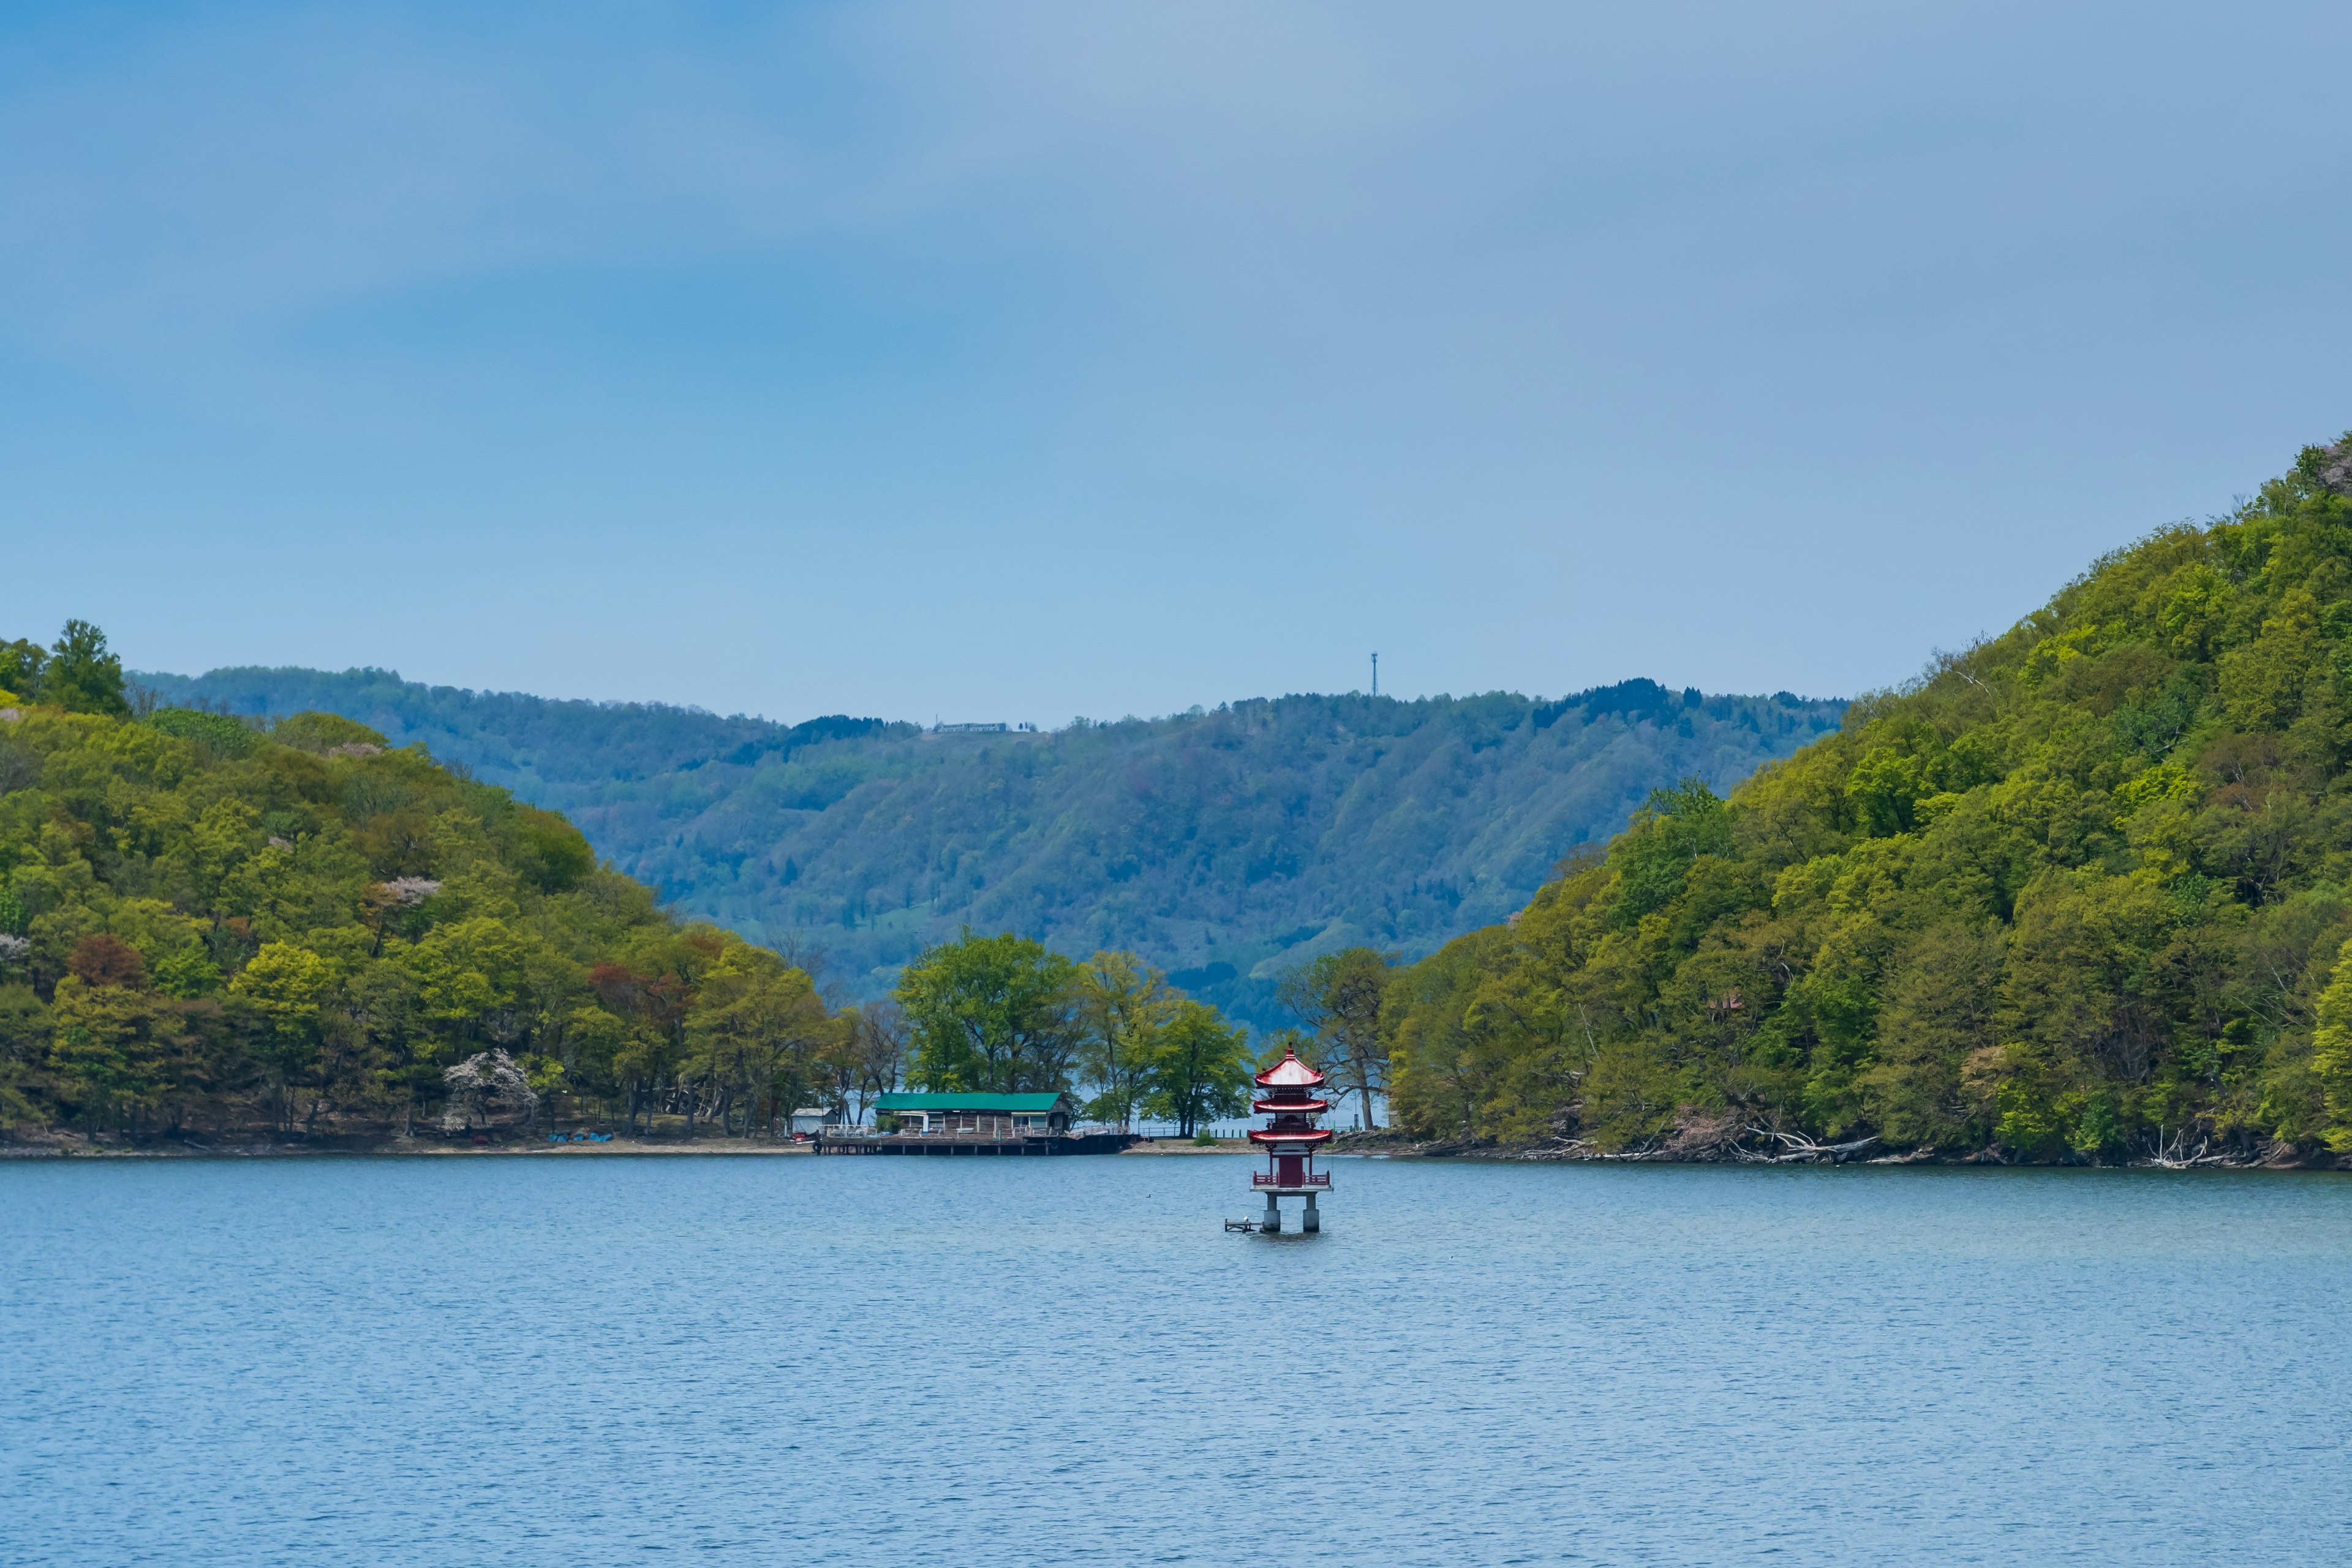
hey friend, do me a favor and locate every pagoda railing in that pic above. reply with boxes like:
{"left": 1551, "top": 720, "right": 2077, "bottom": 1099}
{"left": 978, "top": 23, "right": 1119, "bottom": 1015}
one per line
{"left": 1252, "top": 1171, "right": 1332, "bottom": 1188}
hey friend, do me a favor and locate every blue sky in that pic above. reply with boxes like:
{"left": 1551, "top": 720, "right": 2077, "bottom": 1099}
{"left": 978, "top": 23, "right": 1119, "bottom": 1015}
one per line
{"left": 2, "top": 1, "right": 2347, "bottom": 724}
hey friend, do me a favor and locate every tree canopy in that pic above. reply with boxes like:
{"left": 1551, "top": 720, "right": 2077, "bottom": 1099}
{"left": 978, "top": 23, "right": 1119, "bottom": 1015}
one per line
{"left": 1382, "top": 436, "right": 2352, "bottom": 1163}
{"left": 0, "top": 652, "right": 1272, "bottom": 1145}
{"left": 2, "top": 621, "right": 127, "bottom": 717}
{"left": 0, "top": 648, "right": 852, "bottom": 1142}
{"left": 894, "top": 930, "right": 1256, "bottom": 1129}
{"left": 1279, "top": 946, "right": 1395, "bottom": 1129}
{"left": 134, "top": 664, "right": 1843, "bottom": 1030}
{"left": 896, "top": 930, "right": 1080, "bottom": 1094}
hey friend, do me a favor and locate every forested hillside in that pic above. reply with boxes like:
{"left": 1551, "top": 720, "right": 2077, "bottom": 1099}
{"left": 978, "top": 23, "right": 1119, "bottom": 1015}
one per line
{"left": 131, "top": 668, "right": 1842, "bottom": 1025}
{"left": 1380, "top": 436, "right": 2352, "bottom": 1164}
{"left": 1, "top": 622, "right": 1304, "bottom": 1144}
{"left": 0, "top": 631, "right": 861, "bottom": 1140}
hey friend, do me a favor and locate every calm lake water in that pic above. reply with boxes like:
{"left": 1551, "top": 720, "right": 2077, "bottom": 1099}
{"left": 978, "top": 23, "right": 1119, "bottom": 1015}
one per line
{"left": 4, "top": 1152, "right": 2349, "bottom": 1566}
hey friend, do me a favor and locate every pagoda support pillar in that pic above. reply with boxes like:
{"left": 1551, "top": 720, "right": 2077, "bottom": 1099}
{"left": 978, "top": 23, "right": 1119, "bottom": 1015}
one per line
{"left": 1262, "top": 1192, "right": 1281, "bottom": 1233}
{"left": 1303, "top": 1193, "right": 1319, "bottom": 1232}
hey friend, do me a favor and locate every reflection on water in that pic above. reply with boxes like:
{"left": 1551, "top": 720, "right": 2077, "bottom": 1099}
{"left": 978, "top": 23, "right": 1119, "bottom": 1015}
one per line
{"left": 4, "top": 1154, "right": 2350, "bottom": 1566}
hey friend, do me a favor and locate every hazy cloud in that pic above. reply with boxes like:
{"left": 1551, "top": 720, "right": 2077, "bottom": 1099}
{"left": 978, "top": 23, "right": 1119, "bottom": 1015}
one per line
{"left": 2, "top": 1, "right": 2346, "bottom": 718}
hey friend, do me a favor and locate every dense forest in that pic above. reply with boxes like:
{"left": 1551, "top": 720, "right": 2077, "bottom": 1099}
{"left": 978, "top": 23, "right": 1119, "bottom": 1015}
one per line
{"left": 1365, "top": 436, "right": 2352, "bottom": 1164}
{"left": 134, "top": 666, "right": 1842, "bottom": 1028}
{"left": 0, "top": 628, "right": 840, "bottom": 1140}
{"left": 29, "top": 437, "right": 2352, "bottom": 1162}
{"left": 0, "top": 626, "right": 1278, "bottom": 1143}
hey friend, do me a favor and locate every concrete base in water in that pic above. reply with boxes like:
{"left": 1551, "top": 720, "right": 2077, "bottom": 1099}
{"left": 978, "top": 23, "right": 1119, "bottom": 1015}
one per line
{"left": 1262, "top": 1194, "right": 1281, "bottom": 1233}
{"left": 1303, "top": 1193, "right": 1320, "bottom": 1232}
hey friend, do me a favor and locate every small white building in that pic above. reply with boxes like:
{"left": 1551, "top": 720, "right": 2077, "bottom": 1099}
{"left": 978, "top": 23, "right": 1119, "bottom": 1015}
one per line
{"left": 790, "top": 1107, "right": 829, "bottom": 1136}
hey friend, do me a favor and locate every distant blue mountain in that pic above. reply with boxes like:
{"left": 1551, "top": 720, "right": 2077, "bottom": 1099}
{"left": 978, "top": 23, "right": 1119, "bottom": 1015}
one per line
{"left": 136, "top": 666, "right": 1843, "bottom": 1028}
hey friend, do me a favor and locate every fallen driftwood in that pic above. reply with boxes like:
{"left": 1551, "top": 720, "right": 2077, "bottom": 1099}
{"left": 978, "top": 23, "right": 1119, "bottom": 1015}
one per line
{"left": 1554, "top": 1137, "right": 1665, "bottom": 1162}
{"left": 1491, "top": 1136, "right": 1667, "bottom": 1162}
{"left": 1485, "top": 1121, "right": 1879, "bottom": 1164}
{"left": 1375, "top": 1116, "right": 2343, "bottom": 1168}
{"left": 1732, "top": 1125, "right": 1881, "bottom": 1164}
{"left": 2134, "top": 1126, "right": 2283, "bottom": 1169}
{"left": 2140, "top": 1143, "right": 2230, "bottom": 1170}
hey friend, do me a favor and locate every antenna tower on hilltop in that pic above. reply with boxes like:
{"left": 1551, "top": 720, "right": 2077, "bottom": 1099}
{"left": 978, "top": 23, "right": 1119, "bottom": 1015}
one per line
{"left": 1371, "top": 652, "right": 1378, "bottom": 698}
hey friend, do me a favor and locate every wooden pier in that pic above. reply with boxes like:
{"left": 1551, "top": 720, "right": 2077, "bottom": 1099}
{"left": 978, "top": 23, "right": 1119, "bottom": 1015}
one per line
{"left": 813, "top": 1128, "right": 1139, "bottom": 1156}
{"left": 819, "top": 1092, "right": 1140, "bottom": 1155}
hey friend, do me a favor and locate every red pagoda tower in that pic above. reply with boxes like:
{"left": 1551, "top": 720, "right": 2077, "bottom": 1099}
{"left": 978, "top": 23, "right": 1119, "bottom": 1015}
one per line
{"left": 1248, "top": 1046, "right": 1332, "bottom": 1232}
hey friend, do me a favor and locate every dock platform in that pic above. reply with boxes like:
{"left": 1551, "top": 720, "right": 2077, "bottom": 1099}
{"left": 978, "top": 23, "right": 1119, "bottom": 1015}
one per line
{"left": 814, "top": 1129, "right": 1140, "bottom": 1156}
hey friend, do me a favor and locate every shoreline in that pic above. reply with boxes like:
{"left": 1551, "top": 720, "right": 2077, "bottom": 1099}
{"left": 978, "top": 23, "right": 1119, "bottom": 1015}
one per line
{"left": 1326, "top": 1131, "right": 2351, "bottom": 1173}
{"left": 0, "top": 1135, "right": 822, "bottom": 1159}
{"left": 7, "top": 1130, "right": 2340, "bottom": 1171}
{"left": 0, "top": 1133, "right": 1272, "bottom": 1161}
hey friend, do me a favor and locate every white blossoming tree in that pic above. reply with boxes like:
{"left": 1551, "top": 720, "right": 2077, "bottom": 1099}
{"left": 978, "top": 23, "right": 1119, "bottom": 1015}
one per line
{"left": 439, "top": 1049, "right": 538, "bottom": 1135}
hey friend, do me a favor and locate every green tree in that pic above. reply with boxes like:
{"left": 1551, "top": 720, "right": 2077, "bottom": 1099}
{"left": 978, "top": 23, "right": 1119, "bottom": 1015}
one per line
{"left": 41, "top": 620, "right": 128, "bottom": 717}
{"left": 228, "top": 941, "right": 331, "bottom": 1130}
{"left": 49, "top": 975, "right": 159, "bottom": 1137}
{"left": 838, "top": 999, "right": 908, "bottom": 1123}
{"left": 1143, "top": 1000, "right": 1253, "bottom": 1136}
{"left": 2310, "top": 941, "right": 2352, "bottom": 1152}
{"left": 1857, "top": 924, "right": 2005, "bottom": 1148}
{"left": 1280, "top": 946, "right": 1393, "bottom": 1129}
{"left": 508, "top": 805, "right": 595, "bottom": 893}
{"left": 1074, "top": 951, "right": 1175, "bottom": 1130}
{"left": 0, "top": 984, "right": 48, "bottom": 1129}
{"left": 0, "top": 638, "right": 45, "bottom": 703}
{"left": 684, "top": 947, "right": 827, "bottom": 1136}
{"left": 1607, "top": 778, "right": 1735, "bottom": 925}
{"left": 1385, "top": 927, "right": 1516, "bottom": 1143}
{"left": 402, "top": 918, "right": 528, "bottom": 1037}
{"left": 895, "top": 930, "right": 1078, "bottom": 1093}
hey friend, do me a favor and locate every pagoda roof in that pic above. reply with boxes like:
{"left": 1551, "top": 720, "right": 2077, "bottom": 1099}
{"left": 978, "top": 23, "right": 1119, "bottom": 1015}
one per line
{"left": 1254, "top": 1046, "right": 1326, "bottom": 1088}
